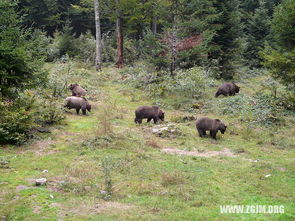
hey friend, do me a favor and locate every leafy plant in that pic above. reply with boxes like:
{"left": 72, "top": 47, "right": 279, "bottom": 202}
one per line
{"left": 101, "top": 156, "right": 114, "bottom": 200}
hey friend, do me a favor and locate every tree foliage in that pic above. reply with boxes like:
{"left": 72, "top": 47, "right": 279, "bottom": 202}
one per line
{"left": 0, "top": 0, "right": 47, "bottom": 99}
{"left": 262, "top": 0, "right": 295, "bottom": 87}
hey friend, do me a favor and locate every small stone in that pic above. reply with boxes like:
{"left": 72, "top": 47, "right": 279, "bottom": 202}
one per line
{"left": 84, "top": 186, "right": 91, "bottom": 191}
{"left": 36, "top": 127, "right": 51, "bottom": 133}
{"left": 0, "top": 182, "right": 9, "bottom": 185}
{"left": 100, "top": 190, "right": 107, "bottom": 195}
{"left": 36, "top": 178, "right": 47, "bottom": 186}
{"left": 16, "top": 185, "right": 28, "bottom": 191}
{"left": 42, "top": 170, "right": 48, "bottom": 173}
{"left": 49, "top": 194, "right": 54, "bottom": 199}
{"left": 265, "top": 174, "right": 271, "bottom": 178}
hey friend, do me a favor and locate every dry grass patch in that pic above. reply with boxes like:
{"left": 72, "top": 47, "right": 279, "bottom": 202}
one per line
{"left": 58, "top": 198, "right": 136, "bottom": 217}
{"left": 145, "top": 139, "right": 162, "bottom": 148}
{"left": 161, "top": 172, "right": 184, "bottom": 187}
{"left": 161, "top": 147, "right": 236, "bottom": 158}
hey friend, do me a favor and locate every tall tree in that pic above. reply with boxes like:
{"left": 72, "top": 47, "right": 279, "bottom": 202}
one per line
{"left": 210, "top": 0, "right": 243, "bottom": 79}
{"left": 94, "top": 0, "right": 102, "bottom": 71}
{"left": 244, "top": 0, "right": 271, "bottom": 67}
{"left": 115, "top": 0, "right": 124, "bottom": 68}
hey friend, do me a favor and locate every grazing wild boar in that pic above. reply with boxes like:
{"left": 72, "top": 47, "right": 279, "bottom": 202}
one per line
{"left": 64, "top": 96, "right": 91, "bottom": 115}
{"left": 135, "top": 106, "right": 165, "bottom": 124}
{"left": 69, "top": 83, "right": 87, "bottom": 97}
{"left": 215, "top": 82, "right": 240, "bottom": 97}
{"left": 196, "top": 117, "right": 227, "bottom": 140}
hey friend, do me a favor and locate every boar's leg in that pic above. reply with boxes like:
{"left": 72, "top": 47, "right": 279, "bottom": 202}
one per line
{"left": 135, "top": 118, "right": 142, "bottom": 124}
{"left": 81, "top": 102, "right": 87, "bottom": 115}
{"left": 210, "top": 130, "right": 217, "bottom": 140}
{"left": 76, "top": 108, "right": 80, "bottom": 115}
{"left": 153, "top": 117, "right": 159, "bottom": 124}
{"left": 147, "top": 118, "right": 152, "bottom": 123}
{"left": 197, "top": 129, "right": 205, "bottom": 137}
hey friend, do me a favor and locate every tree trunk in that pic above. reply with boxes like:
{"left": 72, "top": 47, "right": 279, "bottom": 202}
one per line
{"left": 152, "top": 16, "right": 157, "bottom": 34}
{"left": 115, "top": 0, "right": 124, "bottom": 68}
{"left": 94, "top": 0, "right": 102, "bottom": 71}
{"left": 170, "top": 1, "right": 178, "bottom": 77}
{"left": 170, "top": 29, "right": 177, "bottom": 76}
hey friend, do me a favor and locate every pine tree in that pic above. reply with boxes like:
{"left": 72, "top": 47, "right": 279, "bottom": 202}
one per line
{"left": 262, "top": 0, "right": 295, "bottom": 86}
{"left": 0, "top": 0, "right": 47, "bottom": 99}
{"left": 244, "top": 0, "right": 271, "bottom": 67}
{"left": 210, "top": 0, "right": 243, "bottom": 79}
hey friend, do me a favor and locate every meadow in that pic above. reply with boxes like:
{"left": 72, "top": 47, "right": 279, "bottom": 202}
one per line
{"left": 0, "top": 62, "right": 294, "bottom": 220}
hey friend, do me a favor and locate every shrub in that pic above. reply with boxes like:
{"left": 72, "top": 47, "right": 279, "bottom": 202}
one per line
{"left": 0, "top": 91, "right": 64, "bottom": 145}
{"left": 166, "top": 67, "right": 211, "bottom": 98}
{"left": 101, "top": 32, "right": 116, "bottom": 63}
{"left": 252, "top": 93, "right": 284, "bottom": 126}
{"left": 0, "top": 95, "right": 36, "bottom": 145}
{"left": 122, "top": 64, "right": 212, "bottom": 100}
{"left": 216, "top": 94, "right": 252, "bottom": 118}
{"left": 74, "top": 31, "right": 96, "bottom": 64}
{"left": 34, "top": 96, "right": 64, "bottom": 125}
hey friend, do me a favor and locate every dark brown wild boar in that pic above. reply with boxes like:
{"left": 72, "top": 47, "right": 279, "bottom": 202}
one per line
{"left": 135, "top": 106, "right": 165, "bottom": 124}
{"left": 64, "top": 96, "right": 91, "bottom": 115}
{"left": 69, "top": 83, "right": 87, "bottom": 97}
{"left": 196, "top": 117, "right": 227, "bottom": 140}
{"left": 215, "top": 82, "right": 240, "bottom": 97}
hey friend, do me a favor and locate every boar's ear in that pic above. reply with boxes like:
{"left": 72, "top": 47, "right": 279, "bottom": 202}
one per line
{"left": 215, "top": 119, "right": 220, "bottom": 122}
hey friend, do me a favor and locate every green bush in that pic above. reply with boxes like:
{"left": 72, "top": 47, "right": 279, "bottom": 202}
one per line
{"left": 216, "top": 94, "right": 252, "bottom": 117}
{"left": 34, "top": 96, "right": 64, "bottom": 125}
{"left": 74, "top": 31, "right": 96, "bottom": 64}
{"left": 166, "top": 67, "right": 211, "bottom": 98}
{"left": 0, "top": 91, "right": 64, "bottom": 145}
{"left": 101, "top": 32, "right": 116, "bottom": 63}
{"left": 0, "top": 95, "right": 36, "bottom": 145}
{"left": 252, "top": 93, "right": 284, "bottom": 126}
{"left": 122, "top": 64, "right": 212, "bottom": 99}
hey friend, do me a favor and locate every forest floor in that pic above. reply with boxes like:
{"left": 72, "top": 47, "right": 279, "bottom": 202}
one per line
{"left": 0, "top": 63, "right": 294, "bottom": 220}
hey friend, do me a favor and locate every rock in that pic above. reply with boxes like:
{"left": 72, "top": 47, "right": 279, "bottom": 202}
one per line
{"left": 0, "top": 182, "right": 9, "bottom": 185}
{"left": 100, "top": 190, "right": 107, "bottom": 195}
{"left": 151, "top": 124, "right": 182, "bottom": 138}
{"left": 84, "top": 186, "right": 91, "bottom": 191}
{"left": 36, "top": 178, "right": 47, "bottom": 186}
{"left": 36, "top": 127, "right": 51, "bottom": 133}
{"left": 265, "top": 174, "right": 271, "bottom": 178}
{"left": 16, "top": 185, "right": 28, "bottom": 191}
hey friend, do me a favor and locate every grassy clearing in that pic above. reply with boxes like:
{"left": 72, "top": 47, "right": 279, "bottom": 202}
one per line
{"left": 0, "top": 64, "right": 294, "bottom": 220}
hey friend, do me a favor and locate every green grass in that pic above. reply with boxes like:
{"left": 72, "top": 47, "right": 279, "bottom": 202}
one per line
{"left": 0, "top": 64, "right": 294, "bottom": 220}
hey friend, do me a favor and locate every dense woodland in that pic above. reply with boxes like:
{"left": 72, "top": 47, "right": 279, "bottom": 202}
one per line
{"left": 0, "top": 0, "right": 295, "bottom": 220}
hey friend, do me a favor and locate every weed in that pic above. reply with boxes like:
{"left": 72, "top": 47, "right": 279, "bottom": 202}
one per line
{"left": 101, "top": 156, "right": 114, "bottom": 200}
{"left": 0, "top": 157, "right": 10, "bottom": 169}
